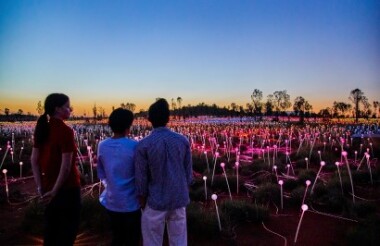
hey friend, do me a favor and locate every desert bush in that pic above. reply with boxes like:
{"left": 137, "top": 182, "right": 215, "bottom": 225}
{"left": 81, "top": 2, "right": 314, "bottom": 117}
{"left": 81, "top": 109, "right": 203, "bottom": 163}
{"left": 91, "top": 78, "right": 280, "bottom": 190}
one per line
{"left": 80, "top": 195, "right": 110, "bottom": 233}
{"left": 252, "top": 183, "right": 280, "bottom": 205}
{"left": 220, "top": 199, "right": 269, "bottom": 225}
{"left": 21, "top": 199, "right": 45, "bottom": 235}
{"left": 297, "top": 169, "right": 316, "bottom": 185}
{"left": 187, "top": 202, "right": 220, "bottom": 239}
{"left": 283, "top": 179, "right": 298, "bottom": 191}
{"left": 211, "top": 175, "right": 237, "bottom": 194}
{"left": 289, "top": 186, "right": 307, "bottom": 205}
{"left": 190, "top": 186, "right": 208, "bottom": 202}
{"left": 192, "top": 154, "right": 208, "bottom": 174}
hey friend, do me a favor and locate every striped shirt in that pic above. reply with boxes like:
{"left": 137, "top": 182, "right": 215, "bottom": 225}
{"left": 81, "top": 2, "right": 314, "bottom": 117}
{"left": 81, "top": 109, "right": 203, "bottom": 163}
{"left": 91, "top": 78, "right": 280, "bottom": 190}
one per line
{"left": 135, "top": 127, "right": 193, "bottom": 211}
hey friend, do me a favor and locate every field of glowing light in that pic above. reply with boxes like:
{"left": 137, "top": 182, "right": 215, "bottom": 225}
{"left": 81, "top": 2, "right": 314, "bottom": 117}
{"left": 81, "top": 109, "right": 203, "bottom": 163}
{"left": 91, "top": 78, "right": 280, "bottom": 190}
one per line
{"left": 0, "top": 118, "right": 380, "bottom": 245}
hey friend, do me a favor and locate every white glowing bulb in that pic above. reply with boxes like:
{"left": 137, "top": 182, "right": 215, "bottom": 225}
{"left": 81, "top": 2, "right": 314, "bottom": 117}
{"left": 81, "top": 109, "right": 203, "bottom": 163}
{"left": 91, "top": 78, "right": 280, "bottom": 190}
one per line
{"left": 203, "top": 176, "right": 207, "bottom": 181}
{"left": 335, "top": 162, "right": 340, "bottom": 166}
{"left": 2, "top": 169, "right": 7, "bottom": 174}
{"left": 19, "top": 162, "right": 23, "bottom": 166}
{"left": 305, "top": 157, "right": 308, "bottom": 161}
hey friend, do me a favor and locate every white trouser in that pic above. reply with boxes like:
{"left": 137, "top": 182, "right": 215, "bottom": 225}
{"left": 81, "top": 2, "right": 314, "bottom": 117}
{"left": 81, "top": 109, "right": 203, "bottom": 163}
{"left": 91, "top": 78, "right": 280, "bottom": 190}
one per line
{"left": 141, "top": 205, "right": 187, "bottom": 246}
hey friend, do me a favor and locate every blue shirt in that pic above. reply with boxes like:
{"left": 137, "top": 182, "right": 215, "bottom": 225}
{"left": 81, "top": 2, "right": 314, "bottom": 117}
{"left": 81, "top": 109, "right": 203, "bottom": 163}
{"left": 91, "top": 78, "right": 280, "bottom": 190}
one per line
{"left": 135, "top": 127, "right": 193, "bottom": 211}
{"left": 97, "top": 137, "right": 140, "bottom": 212}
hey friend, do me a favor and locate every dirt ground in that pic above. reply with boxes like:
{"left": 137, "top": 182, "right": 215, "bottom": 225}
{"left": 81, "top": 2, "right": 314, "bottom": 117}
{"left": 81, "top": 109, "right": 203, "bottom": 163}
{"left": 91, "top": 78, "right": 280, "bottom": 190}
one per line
{"left": 2, "top": 177, "right": 374, "bottom": 246}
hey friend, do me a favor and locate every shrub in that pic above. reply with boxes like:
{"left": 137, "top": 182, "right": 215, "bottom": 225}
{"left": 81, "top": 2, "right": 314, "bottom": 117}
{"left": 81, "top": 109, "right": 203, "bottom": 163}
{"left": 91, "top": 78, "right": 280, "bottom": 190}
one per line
{"left": 21, "top": 199, "right": 45, "bottom": 235}
{"left": 80, "top": 195, "right": 110, "bottom": 233}
{"left": 252, "top": 183, "right": 280, "bottom": 205}
{"left": 187, "top": 202, "right": 220, "bottom": 239}
{"left": 220, "top": 199, "right": 269, "bottom": 225}
{"left": 297, "top": 169, "right": 316, "bottom": 185}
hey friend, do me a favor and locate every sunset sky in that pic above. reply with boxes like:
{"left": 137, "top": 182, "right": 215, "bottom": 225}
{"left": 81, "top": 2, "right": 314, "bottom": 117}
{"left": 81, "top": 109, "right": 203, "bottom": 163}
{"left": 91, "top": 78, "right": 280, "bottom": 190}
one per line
{"left": 0, "top": 0, "right": 379, "bottom": 116}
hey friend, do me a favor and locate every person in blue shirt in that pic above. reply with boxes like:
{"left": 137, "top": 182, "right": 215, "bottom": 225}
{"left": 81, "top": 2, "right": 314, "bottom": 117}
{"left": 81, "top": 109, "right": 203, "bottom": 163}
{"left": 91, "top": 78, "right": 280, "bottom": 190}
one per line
{"left": 135, "top": 98, "right": 193, "bottom": 246}
{"left": 97, "top": 108, "right": 141, "bottom": 246}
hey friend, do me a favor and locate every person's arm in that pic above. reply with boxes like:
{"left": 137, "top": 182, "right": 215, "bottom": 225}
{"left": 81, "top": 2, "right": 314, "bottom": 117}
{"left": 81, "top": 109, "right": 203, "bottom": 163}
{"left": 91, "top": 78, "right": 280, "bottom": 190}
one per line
{"left": 43, "top": 152, "right": 73, "bottom": 198}
{"left": 30, "top": 148, "right": 42, "bottom": 196}
{"left": 134, "top": 144, "right": 148, "bottom": 209}
{"left": 184, "top": 141, "right": 193, "bottom": 186}
{"left": 96, "top": 144, "right": 106, "bottom": 185}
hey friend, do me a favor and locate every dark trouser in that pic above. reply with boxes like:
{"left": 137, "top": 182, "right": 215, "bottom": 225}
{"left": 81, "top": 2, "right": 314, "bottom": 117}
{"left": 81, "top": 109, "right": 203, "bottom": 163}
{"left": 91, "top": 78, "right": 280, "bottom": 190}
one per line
{"left": 107, "top": 209, "right": 142, "bottom": 246}
{"left": 44, "top": 187, "right": 81, "bottom": 246}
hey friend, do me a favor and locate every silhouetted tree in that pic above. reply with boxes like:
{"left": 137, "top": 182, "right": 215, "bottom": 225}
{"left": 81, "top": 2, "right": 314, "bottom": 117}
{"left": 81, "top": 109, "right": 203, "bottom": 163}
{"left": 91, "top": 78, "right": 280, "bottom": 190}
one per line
{"left": 332, "top": 101, "right": 352, "bottom": 118}
{"left": 36, "top": 101, "right": 43, "bottom": 115}
{"left": 273, "top": 90, "right": 291, "bottom": 120}
{"left": 251, "top": 89, "right": 263, "bottom": 116}
{"left": 349, "top": 88, "right": 367, "bottom": 123}
{"left": 373, "top": 101, "right": 379, "bottom": 118}
{"left": 293, "top": 96, "right": 312, "bottom": 123}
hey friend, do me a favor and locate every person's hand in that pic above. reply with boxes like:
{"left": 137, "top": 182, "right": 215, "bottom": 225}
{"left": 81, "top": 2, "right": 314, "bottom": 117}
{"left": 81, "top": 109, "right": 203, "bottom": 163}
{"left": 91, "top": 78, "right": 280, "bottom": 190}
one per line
{"left": 40, "top": 189, "right": 57, "bottom": 204}
{"left": 138, "top": 196, "right": 147, "bottom": 209}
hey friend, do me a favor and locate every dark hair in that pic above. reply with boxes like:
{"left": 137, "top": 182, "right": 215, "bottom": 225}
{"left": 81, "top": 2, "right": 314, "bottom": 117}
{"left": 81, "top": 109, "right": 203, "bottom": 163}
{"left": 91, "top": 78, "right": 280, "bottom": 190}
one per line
{"left": 34, "top": 93, "right": 69, "bottom": 145}
{"left": 148, "top": 98, "right": 170, "bottom": 127}
{"left": 109, "top": 108, "right": 134, "bottom": 134}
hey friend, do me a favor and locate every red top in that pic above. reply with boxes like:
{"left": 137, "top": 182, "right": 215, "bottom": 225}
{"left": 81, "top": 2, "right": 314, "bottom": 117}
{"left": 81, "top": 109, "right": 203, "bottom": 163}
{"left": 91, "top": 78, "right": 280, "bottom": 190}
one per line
{"left": 34, "top": 117, "right": 80, "bottom": 191}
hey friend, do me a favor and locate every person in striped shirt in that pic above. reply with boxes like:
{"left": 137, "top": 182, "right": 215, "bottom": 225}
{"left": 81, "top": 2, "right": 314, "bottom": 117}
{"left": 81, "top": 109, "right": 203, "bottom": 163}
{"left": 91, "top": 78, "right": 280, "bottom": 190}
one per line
{"left": 135, "top": 98, "right": 193, "bottom": 246}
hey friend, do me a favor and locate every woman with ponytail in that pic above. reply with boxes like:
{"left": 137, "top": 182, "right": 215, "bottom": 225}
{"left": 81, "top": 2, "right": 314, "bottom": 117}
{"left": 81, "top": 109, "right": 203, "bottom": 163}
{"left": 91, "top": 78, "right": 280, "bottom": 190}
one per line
{"left": 31, "top": 93, "right": 81, "bottom": 246}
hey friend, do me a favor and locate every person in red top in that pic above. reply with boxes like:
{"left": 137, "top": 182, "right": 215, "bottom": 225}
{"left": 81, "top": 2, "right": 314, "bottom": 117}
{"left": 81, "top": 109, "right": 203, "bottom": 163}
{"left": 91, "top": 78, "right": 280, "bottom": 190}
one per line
{"left": 31, "top": 93, "right": 81, "bottom": 246}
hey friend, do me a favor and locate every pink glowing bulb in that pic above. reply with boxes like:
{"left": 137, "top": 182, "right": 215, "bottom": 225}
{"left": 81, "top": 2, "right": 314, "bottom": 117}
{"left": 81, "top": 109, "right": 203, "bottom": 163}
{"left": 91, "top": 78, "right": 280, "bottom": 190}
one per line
{"left": 335, "top": 162, "right": 340, "bottom": 166}
{"left": 301, "top": 204, "right": 308, "bottom": 211}
{"left": 215, "top": 152, "right": 219, "bottom": 157}
{"left": 306, "top": 180, "right": 311, "bottom": 186}
{"left": 235, "top": 162, "right": 239, "bottom": 166}
{"left": 273, "top": 165, "right": 277, "bottom": 170}
{"left": 278, "top": 180, "right": 284, "bottom": 185}
{"left": 2, "top": 169, "right": 7, "bottom": 174}
{"left": 365, "top": 153, "right": 370, "bottom": 159}
{"left": 320, "top": 161, "right": 326, "bottom": 166}
{"left": 220, "top": 162, "right": 225, "bottom": 168}
{"left": 341, "top": 151, "right": 347, "bottom": 157}
{"left": 211, "top": 194, "right": 218, "bottom": 200}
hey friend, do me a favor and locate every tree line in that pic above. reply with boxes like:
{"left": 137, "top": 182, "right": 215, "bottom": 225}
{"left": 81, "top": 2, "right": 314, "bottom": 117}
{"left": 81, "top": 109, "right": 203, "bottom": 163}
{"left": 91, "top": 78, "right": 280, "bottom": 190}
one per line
{"left": 1, "top": 88, "right": 378, "bottom": 123}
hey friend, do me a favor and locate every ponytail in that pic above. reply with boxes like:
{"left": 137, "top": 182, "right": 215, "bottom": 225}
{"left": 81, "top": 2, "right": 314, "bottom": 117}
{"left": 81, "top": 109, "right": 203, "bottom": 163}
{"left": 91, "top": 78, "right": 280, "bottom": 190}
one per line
{"left": 34, "top": 113, "right": 49, "bottom": 146}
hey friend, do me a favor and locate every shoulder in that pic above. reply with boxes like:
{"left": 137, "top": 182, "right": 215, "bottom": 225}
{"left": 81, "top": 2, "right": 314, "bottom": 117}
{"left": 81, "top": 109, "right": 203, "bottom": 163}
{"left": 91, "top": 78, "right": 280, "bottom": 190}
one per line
{"left": 123, "top": 138, "right": 138, "bottom": 148}
{"left": 171, "top": 131, "right": 189, "bottom": 144}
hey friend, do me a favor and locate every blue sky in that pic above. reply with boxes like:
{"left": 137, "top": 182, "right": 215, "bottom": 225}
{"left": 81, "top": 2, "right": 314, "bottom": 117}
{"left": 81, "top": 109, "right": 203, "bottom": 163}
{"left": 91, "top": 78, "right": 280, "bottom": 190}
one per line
{"left": 0, "top": 0, "right": 379, "bottom": 115}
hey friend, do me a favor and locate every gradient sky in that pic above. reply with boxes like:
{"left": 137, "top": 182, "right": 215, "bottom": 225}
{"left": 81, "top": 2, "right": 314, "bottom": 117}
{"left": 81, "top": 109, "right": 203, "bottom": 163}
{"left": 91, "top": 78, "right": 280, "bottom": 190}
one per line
{"left": 0, "top": 0, "right": 379, "bottom": 116}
